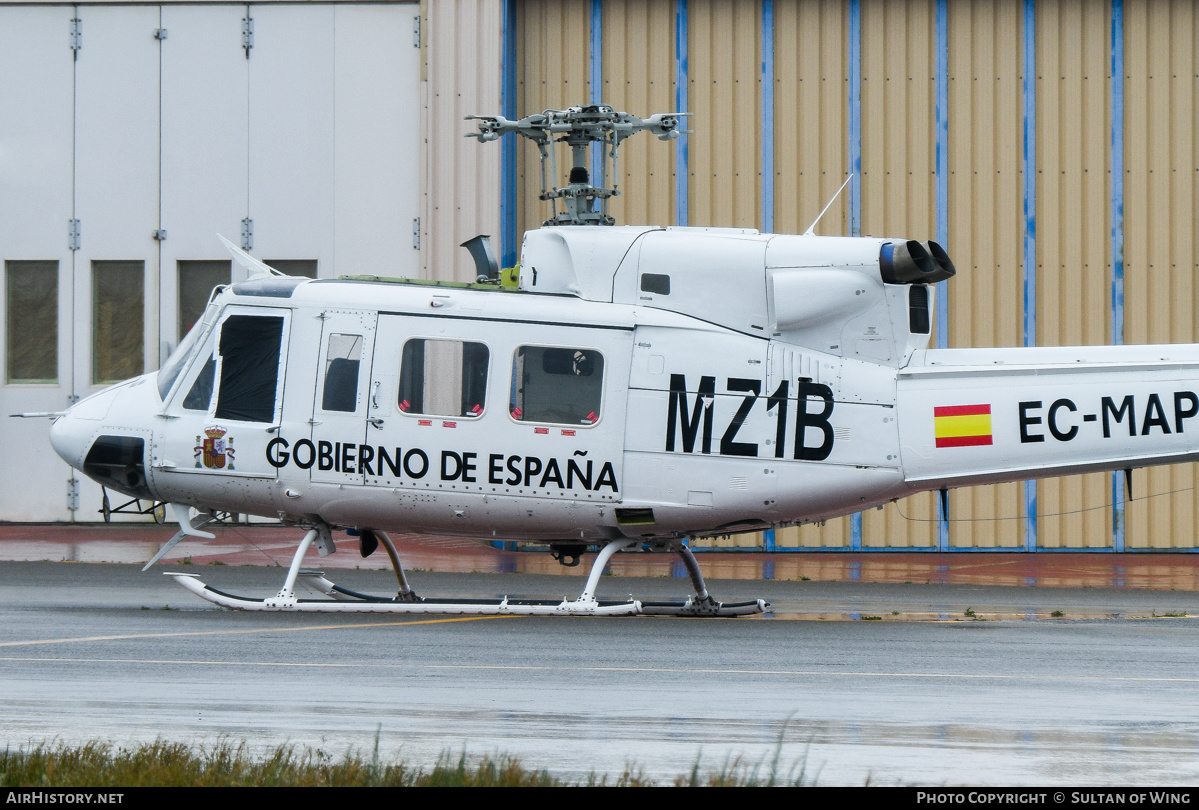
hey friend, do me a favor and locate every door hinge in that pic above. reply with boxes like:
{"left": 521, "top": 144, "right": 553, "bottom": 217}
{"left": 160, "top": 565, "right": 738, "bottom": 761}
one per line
{"left": 68, "top": 219, "right": 81, "bottom": 251}
{"left": 413, "top": 15, "right": 421, "bottom": 47}
{"left": 242, "top": 14, "right": 253, "bottom": 58}
{"left": 70, "top": 17, "right": 81, "bottom": 53}
{"left": 154, "top": 28, "right": 168, "bottom": 41}
{"left": 67, "top": 478, "right": 79, "bottom": 512}
{"left": 412, "top": 218, "right": 420, "bottom": 250}
{"left": 241, "top": 218, "right": 253, "bottom": 251}
{"left": 153, "top": 229, "right": 167, "bottom": 241}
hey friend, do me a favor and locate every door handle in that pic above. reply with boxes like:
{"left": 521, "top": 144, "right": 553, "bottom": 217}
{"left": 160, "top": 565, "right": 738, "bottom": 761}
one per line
{"left": 368, "top": 417, "right": 384, "bottom": 429}
{"left": 371, "top": 381, "right": 381, "bottom": 409}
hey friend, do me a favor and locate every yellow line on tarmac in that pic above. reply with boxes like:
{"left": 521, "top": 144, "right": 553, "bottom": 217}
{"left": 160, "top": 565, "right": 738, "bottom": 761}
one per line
{"left": 0, "top": 656, "right": 1197, "bottom": 685}
{"left": 0, "top": 614, "right": 513, "bottom": 648}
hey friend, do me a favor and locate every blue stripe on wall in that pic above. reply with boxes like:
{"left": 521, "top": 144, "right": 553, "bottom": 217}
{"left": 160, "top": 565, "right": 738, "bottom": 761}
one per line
{"left": 934, "top": 0, "right": 949, "bottom": 351}
{"left": 1111, "top": 0, "right": 1126, "bottom": 552}
{"left": 848, "top": 0, "right": 862, "bottom": 240}
{"left": 1023, "top": 0, "right": 1038, "bottom": 551}
{"left": 849, "top": 0, "right": 862, "bottom": 551}
{"left": 676, "top": 0, "right": 688, "bottom": 227}
{"left": 761, "top": 0, "right": 774, "bottom": 235}
{"left": 935, "top": 0, "right": 950, "bottom": 552}
{"left": 500, "top": 0, "right": 517, "bottom": 269}
{"left": 590, "top": 0, "right": 603, "bottom": 192}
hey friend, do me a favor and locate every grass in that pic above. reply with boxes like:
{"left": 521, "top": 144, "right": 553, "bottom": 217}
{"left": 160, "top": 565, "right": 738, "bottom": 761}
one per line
{"left": 0, "top": 741, "right": 556, "bottom": 787}
{"left": 0, "top": 739, "right": 816, "bottom": 787}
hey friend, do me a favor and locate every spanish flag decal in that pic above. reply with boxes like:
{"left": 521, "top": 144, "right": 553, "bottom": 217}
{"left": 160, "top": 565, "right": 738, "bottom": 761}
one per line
{"left": 934, "top": 404, "right": 993, "bottom": 448}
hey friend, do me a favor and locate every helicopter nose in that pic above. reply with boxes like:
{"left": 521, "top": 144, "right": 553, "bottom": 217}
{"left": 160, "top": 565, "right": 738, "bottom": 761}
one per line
{"left": 48, "top": 386, "right": 119, "bottom": 469}
{"left": 49, "top": 410, "right": 96, "bottom": 470}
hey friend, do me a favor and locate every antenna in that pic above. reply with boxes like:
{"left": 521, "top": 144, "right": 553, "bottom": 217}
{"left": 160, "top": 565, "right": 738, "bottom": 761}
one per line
{"left": 467, "top": 105, "right": 685, "bottom": 226}
{"left": 802, "top": 174, "right": 854, "bottom": 236}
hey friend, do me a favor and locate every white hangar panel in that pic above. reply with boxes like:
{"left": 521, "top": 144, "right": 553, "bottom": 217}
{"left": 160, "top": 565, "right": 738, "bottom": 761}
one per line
{"left": 72, "top": 6, "right": 161, "bottom": 521}
{"left": 0, "top": 6, "right": 74, "bottom": 257}
{"left": 247, "top": 4, "right": 335, "bottom": 273}
{"left": 73, "top": 6, "right": 160, "bottom": 262}
{"left": 333, "top": 2, "right": 421, "bottom": 278}
{"left": 160, "top": 4, "right": 248, "bottom": 354}
{"left": 73, "top": 5, "right": 160, "bottom": 385}
{"left": 0, "top": 6, "right": 76, "bottom": 520}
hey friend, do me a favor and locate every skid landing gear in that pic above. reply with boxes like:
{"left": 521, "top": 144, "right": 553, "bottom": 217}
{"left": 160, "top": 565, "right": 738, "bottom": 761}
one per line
{"left": 164, "top": 527, "right": 768, "bottom": 617}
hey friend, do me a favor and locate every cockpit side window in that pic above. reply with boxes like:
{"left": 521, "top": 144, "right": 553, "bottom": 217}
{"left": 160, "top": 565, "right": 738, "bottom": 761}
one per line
{"left": 213, "top": 315, "right": 285, "bottom": 423}
{"left": 157, "top": 318, "right": 204, "bottom": 400}
{"left": 158, "top": 292, "right": 223, "bottom": 401}
{"left": 397, "top": 338, "right": 489, "bottom": 418}
{"left": 183, "top": 356, "right": 216, "bottom": 411}
{"left": 509, "top": 345, "right": 604, "bottom": 425}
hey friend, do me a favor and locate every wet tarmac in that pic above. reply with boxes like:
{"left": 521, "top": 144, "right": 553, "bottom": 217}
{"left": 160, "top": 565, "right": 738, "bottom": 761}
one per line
{"left": 5, "top": 522, "right": 1199, "bottom": 593}
{"left": 2, "top": 528, "right": 1199, "bottom": 786}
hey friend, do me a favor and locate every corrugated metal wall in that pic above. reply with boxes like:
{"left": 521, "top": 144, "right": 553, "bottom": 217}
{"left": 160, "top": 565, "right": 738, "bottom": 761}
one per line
{"left": 424, "top": 0, "right": 502, "bottom": 283}
{"left": 858, "top": 0, "right": 940, "bottom": 550}
{"left": 504, "top": 0, "right": 1199, "bottom": 551}
{"left": 514, "top": 0, "right": 593, "bottom": 238}
{"left": 602, "top": 0, "right": 676, "bottom": 226}
{"left": 769, "top": 0, "right": 854, "bottom": 551}
{"left": 774, "top": 0, "right": 850, "bottom": 238}
{"left": 1034, "top": 0, "right": 1112, "bottom": 548}
{"left": 1123, "top": 0, "right": 1199, "bottom": 549}
{"left": 686, "top": 0, "right": 762, "bottom": 229}
{"left": 944, "top": 0, "right": 1026, "bottom": 549}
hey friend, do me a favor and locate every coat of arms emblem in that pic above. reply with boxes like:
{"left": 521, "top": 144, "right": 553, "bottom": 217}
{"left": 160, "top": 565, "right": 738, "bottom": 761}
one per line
{"left": 194, "top": 427, "right": 235, "bottom": 470}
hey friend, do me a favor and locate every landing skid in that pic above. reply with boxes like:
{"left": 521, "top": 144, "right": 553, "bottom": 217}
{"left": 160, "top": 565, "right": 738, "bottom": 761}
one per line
{"left": 163, "top": 529, "right": 769, "bottom": 618}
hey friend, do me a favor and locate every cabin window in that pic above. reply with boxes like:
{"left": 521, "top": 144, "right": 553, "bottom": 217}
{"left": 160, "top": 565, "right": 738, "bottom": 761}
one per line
{"left": 640, "top": 273, "right": 670, "bottom": 295}
{"left": 5, "top": 260, "right": 58, "bottom": 383}
{"left": 178, "top": 260, "right": 230, "bottom": 342}
{"left": 92, "top": 260, "right": 144, "bottom": 384}
{"left": 213, "top": 315, "right": 284, "bottom": 423}
{"left": 320, "top": 334, "right": 363, "bottom": 412}
{"left": 509, "top": 345, "right": 604, "bottom": 425}
{"left": 398, "top": 338, "right": 489, "bottom": 418}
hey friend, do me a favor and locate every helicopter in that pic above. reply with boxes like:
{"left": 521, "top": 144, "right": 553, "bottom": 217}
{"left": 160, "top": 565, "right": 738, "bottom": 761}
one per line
{"left": 37, "top": 104, "right": 1199, "bottom": 617}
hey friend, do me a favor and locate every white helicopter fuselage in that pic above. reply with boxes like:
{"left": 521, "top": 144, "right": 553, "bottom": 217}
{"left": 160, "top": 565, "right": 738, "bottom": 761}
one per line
{"left": 47, "top": 225, "right": 1199, "bottom": 548}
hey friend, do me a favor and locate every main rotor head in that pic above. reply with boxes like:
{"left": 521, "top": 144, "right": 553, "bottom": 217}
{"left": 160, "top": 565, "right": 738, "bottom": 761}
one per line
{"left": 467, "top": 104, "right": 684, "bottom": 226}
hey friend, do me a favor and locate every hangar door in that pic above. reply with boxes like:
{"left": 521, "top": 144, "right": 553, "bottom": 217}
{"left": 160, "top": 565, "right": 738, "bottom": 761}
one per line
{"left": 0, "top": 3, "right": 421, "bottom": 521}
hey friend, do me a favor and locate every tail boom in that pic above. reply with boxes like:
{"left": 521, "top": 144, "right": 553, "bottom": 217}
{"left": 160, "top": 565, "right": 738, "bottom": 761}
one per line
{"left": 897, "top": 345, "right": 1199, "bottom": 490}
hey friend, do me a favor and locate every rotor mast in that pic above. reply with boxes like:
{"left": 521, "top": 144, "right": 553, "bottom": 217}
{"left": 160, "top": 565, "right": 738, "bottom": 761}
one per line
{"left": 467, "top": 104, "right": 684, "bottom": 226}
